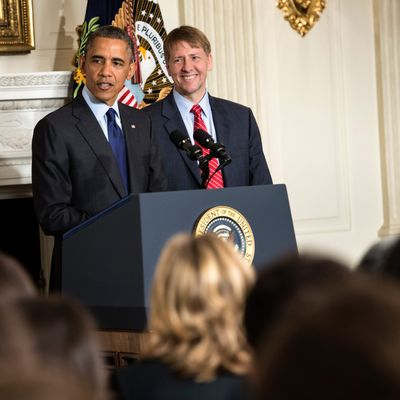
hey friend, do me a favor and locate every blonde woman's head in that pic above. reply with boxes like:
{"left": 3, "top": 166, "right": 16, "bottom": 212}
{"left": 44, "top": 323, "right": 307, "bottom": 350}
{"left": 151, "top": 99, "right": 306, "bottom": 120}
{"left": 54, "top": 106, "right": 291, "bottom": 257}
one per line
{"left": 145, "top": 233, "right": 255, "bottom": 381}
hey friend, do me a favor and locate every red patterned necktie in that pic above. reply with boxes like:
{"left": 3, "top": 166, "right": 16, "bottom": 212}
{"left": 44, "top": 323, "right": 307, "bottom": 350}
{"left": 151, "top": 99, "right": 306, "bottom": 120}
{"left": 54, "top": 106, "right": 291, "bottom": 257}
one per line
{"left": 190, "top": 104, "right": 224, "bottom": 189}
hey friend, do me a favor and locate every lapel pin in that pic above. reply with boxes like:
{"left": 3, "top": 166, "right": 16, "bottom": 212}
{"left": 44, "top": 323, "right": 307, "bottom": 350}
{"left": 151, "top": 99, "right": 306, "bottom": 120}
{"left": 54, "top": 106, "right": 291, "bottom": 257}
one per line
{"left": 131, "top": 124, "right": 136, "bottom": 129}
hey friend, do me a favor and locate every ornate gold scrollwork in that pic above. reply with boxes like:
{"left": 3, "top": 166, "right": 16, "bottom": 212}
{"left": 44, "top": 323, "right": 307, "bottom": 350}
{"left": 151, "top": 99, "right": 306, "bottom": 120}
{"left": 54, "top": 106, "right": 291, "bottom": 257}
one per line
{"left": 276, "top": 0, "right": 326, "bottom": 37}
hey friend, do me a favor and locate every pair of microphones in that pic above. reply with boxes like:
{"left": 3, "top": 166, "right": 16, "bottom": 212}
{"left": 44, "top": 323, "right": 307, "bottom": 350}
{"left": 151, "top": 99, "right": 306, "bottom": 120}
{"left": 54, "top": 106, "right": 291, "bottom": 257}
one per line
{"left": 170, "top": 129, "right": 231, "bottom": 189}
{"left": 170, "top": 129, "right": 232, "bottom": 167}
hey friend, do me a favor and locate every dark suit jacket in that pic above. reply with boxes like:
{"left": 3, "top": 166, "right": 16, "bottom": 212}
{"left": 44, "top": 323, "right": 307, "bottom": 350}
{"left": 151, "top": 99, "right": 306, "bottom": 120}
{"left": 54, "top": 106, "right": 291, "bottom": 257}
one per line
{"left": 112, "top": 360, "right": 250, "bottom": 400}
{"left": 32, "top": 94, "right": 167, "bottom": 236}
{"left": 144, "top": 92, "right": 272, "bottom": 191}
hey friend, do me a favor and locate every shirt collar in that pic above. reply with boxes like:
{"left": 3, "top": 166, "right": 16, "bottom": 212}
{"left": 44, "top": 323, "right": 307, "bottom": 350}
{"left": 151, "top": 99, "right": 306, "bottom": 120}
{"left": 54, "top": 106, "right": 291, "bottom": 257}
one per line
{"left": 172, "top": 89, "right": 211, "bottom": 118}
{"left": 82, "top": 86, "right": 121, "bottom": 121}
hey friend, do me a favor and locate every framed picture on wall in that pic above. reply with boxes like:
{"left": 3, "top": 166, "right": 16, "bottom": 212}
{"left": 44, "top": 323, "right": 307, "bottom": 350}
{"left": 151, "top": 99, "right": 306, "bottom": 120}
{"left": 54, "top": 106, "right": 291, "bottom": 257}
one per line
{"left": 0, "top": 0, "right": 34, "bottom": 53}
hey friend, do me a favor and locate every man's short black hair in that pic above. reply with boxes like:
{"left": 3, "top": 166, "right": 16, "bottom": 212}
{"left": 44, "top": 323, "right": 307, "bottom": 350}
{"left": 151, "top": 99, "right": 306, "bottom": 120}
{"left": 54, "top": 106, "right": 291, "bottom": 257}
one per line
{"left": 84, "top": 25, "right": 135, "bottom": 61}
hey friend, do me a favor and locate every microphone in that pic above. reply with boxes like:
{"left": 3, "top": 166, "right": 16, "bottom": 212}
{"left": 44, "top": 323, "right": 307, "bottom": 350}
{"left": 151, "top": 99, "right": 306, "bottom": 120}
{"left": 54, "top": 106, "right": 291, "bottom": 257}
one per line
{"left": 193, "top": 129, "right": 232, "bottom": 164}
{"left": 169, "top": 130, "right": 208, "bottom": 169}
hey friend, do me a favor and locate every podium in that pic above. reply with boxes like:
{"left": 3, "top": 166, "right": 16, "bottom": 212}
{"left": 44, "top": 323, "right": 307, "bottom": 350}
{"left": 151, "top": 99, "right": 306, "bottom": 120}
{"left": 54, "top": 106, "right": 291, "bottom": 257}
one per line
{"left": 61, "top": 184, "right": 296, "bottom": 331}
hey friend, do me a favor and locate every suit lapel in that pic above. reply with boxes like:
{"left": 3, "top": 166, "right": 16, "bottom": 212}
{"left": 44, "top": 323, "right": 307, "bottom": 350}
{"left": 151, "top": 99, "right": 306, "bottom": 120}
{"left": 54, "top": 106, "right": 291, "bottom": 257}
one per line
{"left": 162, "top": 93, "right": 202, "bottom": 185}
{"left": 209, "top": 95, "right": 231, "bottom": 148}
{"left": 119, "top": 104, "right": 143, "bottom": 194}
{"left": 72, "top": 95, "right": 126, "bottom": 197}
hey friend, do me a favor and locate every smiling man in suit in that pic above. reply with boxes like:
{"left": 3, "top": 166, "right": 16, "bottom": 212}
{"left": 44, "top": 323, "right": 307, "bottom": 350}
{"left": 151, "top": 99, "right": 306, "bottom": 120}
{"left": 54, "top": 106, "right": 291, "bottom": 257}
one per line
{"left": 144, "top": 25, "right": 272, "bottom": 191}
{"left": 32, "top": 26, "right": 166, "bottom": 288}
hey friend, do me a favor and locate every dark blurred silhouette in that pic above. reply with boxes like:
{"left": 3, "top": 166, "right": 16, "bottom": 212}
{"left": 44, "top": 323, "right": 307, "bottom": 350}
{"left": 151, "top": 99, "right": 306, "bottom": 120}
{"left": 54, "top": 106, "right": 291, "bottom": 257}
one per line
{"left": 0, "top": 305, "right": 35, "bottom": 372}
{"left": 0, "top": 251, "right": 37, "bottom": 307}
{"left": 358, "top": 236, "right": 400, "bottom": 280}
{"left": 244, "top": 252, "right": 352, "bottom": 351}
{"left": 0, "top": 368, "right": 107, "bottom": 400}
{"left": 17, "top": 296, "right": 107, "bottom": 399}
{"left": 254, "top": 277, "right": 400, "bottom": 400}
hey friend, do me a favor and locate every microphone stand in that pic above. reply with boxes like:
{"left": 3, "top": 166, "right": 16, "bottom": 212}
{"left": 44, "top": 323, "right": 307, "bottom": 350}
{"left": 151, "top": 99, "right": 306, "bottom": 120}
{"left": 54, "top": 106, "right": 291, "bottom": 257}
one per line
{"left": 203, "top": 155, "right": 231, "bottom": 188}
{"left": 199, "top": 156, "right": 210, "bottom": 189}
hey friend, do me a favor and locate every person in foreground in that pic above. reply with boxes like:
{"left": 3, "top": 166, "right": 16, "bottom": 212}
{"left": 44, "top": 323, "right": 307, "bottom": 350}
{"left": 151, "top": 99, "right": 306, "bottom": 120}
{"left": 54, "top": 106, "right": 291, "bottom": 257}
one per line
{"left": 32, "top": 25, "right": 166, "bottom": 288}
{"left": 112, "top": 233, "right": 255, "bottom": 400}
{"left": 144, "top": 25, "right": 272, "bottom": 190}
{"left": 0, "top": 369, "right": 105, "bottom": 400}
{"left": 16, "top": 296, "right": 107, "bottom": 399}
{"left": 0, "top": 251, "right": 37, "bottom": 306}
{"left": 253, "top": 277, "right": 400, "bottom": 400}
{"left": 357, "top": 236, "right": 400, "bottom": 281}
{"left": 244, "top": 252, "right": 353, "bottom": 352}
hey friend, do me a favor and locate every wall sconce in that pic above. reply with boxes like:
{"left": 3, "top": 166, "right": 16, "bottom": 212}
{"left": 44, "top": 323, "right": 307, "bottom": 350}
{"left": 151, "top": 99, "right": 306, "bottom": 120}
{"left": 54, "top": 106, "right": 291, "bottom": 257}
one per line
{"left": 276, "top": 0, "right": 326, "bottom": 37}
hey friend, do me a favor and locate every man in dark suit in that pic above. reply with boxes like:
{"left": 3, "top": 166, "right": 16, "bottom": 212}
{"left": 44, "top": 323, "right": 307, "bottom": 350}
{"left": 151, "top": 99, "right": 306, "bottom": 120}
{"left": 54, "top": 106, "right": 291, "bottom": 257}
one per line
{"left": 32, "top": 26, "right": 166, "bottom": 288}
{"left": 144, "top": 25, "right": 272, "bottom": 190}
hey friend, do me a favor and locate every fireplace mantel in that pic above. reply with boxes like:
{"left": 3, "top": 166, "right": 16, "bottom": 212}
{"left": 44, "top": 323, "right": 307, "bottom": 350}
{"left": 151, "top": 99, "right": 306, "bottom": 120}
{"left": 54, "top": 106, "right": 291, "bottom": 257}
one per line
{"left": 0, "top": 71, "right": 72, "bottom": 198}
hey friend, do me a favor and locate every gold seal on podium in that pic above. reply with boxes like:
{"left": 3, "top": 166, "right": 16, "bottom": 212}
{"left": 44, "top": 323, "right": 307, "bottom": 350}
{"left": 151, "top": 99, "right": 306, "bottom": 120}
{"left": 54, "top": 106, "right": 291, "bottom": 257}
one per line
{"left": 194, "top": 206, "right": 255, "bottom": 264}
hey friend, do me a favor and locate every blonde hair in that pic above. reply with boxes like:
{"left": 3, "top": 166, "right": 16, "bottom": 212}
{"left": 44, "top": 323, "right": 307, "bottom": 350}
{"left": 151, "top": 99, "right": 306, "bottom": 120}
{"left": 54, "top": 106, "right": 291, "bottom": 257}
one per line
{"left": 164, "top": 25, "right": 211, "bottom": 63}
{"left": 143, "top": 233, "right": 255, "bottom": 381}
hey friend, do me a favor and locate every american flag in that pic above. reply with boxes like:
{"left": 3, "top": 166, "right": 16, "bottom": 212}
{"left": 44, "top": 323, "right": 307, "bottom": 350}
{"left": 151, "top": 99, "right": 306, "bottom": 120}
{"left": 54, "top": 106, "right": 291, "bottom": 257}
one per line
{"left": 118, "top": 85, "right": 138, "bottom": 108}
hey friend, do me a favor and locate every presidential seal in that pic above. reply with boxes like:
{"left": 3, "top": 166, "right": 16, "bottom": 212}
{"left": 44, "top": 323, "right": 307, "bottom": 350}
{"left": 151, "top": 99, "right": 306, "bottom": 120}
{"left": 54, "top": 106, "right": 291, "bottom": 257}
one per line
{"left": 194, "top": 206, "right": 255, "bottom": 264}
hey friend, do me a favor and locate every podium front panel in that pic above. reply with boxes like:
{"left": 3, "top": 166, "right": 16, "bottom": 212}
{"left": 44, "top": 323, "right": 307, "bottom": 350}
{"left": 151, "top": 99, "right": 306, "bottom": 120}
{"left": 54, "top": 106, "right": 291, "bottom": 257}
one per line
{"left": 61, "top": 184, "right": 296, "bottom": 330}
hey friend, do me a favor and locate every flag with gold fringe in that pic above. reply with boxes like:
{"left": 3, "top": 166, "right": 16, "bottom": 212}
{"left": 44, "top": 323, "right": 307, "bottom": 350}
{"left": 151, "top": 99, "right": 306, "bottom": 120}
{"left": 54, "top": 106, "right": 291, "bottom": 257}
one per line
{"left": 73, "top": 0, "right": 173, "bottom": 108}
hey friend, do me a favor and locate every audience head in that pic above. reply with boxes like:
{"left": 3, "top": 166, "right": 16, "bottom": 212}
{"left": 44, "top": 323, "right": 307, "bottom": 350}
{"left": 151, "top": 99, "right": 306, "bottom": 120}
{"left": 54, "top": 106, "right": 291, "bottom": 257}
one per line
{"left": 16, "top": 296, "right": 106, "bottom": 397}
{"left": 254, "top": 277, "right": 400, "bottom": 400}
{"left": 0, "top": 368, "right": 106, "bottom": 400}
{"left": 358, "top": 236, "right": 400, "bottom": 280}
{"left": 244, "top": 252, "right": 352, "bottom": 351}
{"left": 0, "top": 305, "right": 35, "bottom": 372}
{"left": 145, "top": 233, "right": 255, "bottom": 381}
{"left": 0, "top": 251, "right": 37, "bottom": 306}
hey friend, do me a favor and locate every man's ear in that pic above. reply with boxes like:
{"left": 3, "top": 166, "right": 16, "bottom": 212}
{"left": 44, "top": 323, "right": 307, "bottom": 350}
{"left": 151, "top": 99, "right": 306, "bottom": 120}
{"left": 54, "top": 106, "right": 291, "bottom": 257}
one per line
{"left": 127, "top": 61, "right": 135, "bottom": 80}
{"left": 80, "top": 55, "right": 86, "bottom": 72}
{"left": 207, "top": 53, "right": 213, "bottom": 71}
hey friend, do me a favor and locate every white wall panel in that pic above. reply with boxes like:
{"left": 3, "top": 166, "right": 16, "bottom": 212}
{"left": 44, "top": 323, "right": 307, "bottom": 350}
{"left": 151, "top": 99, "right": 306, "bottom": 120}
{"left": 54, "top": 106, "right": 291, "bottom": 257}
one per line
{"left": 265, "top": 0, "right": 351, "bottom": 234}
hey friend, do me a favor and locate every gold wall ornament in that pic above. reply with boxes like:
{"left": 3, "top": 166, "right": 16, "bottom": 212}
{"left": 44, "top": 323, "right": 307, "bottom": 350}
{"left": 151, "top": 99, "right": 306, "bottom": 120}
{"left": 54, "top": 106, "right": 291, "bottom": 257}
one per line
{"left": 0, "top": 0, "right": 35, "bottom": 53}
{"left": 276, "top": 0, "right": 326, "bottom": 37}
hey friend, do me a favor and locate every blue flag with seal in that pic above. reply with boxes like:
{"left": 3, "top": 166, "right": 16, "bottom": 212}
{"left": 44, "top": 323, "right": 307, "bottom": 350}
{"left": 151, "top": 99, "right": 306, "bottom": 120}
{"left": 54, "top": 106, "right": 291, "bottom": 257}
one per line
{"left": 73, "top": 0, "right": 173, "bottom": 108}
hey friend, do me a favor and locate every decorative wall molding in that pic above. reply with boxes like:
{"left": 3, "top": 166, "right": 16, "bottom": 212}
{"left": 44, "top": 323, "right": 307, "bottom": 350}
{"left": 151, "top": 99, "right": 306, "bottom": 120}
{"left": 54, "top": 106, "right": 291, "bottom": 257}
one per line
{"left": 0, "top": 130, "right": 32, "bottom": 152}
{"left": 0, "top": 99, "right": 66, "bottom": 111}
{"left": 0, "top": 72, "right": 71, "bottom": 88}
{"left": 0, "top": 71, "right": 71, "bottom": 189}
{"left": 374, "top": 0, "right": 400, "bottom": 236}
{"left": 0, "top": 71, "right": 72, "bottom": 101}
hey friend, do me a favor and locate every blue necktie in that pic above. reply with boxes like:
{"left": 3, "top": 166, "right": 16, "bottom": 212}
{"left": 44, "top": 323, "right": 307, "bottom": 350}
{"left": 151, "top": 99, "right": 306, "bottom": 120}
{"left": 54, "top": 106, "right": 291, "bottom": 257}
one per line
{"left": 106, "top": 108, "right": 129, "bottom": 193}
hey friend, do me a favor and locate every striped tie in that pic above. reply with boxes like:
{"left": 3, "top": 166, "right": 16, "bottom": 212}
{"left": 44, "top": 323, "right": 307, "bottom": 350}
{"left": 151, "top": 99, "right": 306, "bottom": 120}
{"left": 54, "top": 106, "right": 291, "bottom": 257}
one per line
{"left": 190, "top": 104, "right": 224, "bottom": 189}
